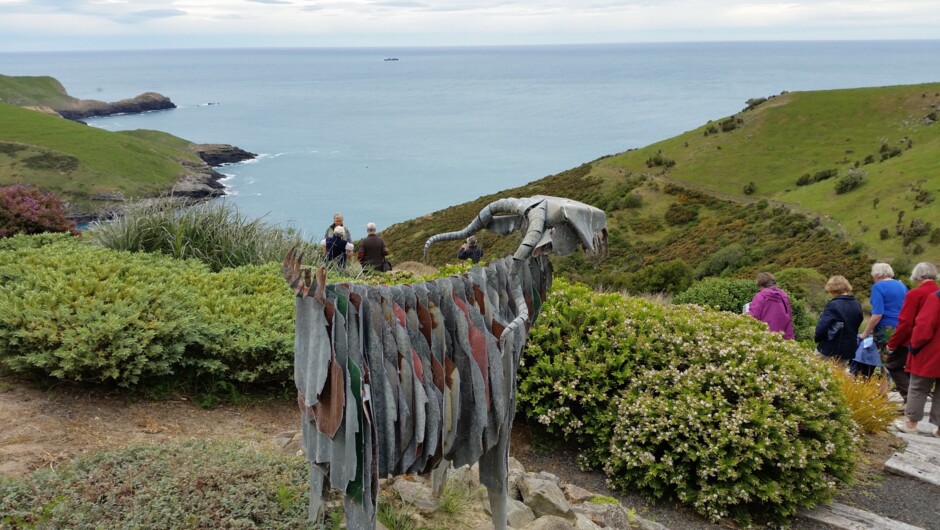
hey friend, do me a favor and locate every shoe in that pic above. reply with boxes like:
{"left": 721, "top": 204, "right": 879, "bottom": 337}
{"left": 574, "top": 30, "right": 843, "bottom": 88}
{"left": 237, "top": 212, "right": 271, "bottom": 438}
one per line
{"left": 894, "top": 419, "right": 918, "bottom": 434}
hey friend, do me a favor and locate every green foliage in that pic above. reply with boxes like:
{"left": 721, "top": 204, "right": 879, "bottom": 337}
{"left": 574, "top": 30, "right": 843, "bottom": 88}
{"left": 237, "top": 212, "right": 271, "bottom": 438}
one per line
{"left": 744, "top": 97, "right": 769, "bottom": 111}
{"left": 519, "top": 279, "right": 856, "bottom": 526}
{"left": 694, "top": 244, "right": 749, "bottom": 278}
{"left": 663, "top": 203, "right": 697, "bottom": 226}
{"left": 0, "top": 440, "right": 317, "bottom": 529}
{"left": 0, "top": 235, "right": 297, "bottom": 388}
{"left": 673, "top": 277, "right": 755, "bottom": 312}
{"left": 184, "top": 263, "right": 295, "bottom": 383}
{"left": 87, "top": 199, "right": 321, "bottom": 272}
{"left": 742, "top": 181, "right": 756, "bottom": 195}
{"left": 834, "top": 170, "right": 864, "bottom": 194}
{"left": 796, "top": 168, "right": 838, "bottom": 187}
{"left": 774, "top": 268, "right": 829, "bottom": 313}
{"left": 0, "top": 237, "right": 205, "bottom": 386}
{"left": 614, "top": 259, "right": 694, "bottom": 295}
{"left": 645, "top": 150, "right": 676, "bottom": 168}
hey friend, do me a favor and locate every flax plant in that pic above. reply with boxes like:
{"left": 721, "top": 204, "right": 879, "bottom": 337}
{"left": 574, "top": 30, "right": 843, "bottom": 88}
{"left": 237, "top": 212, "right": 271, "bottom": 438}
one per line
{"left": 86, "top": 198, "right": 323, "bottom": 271}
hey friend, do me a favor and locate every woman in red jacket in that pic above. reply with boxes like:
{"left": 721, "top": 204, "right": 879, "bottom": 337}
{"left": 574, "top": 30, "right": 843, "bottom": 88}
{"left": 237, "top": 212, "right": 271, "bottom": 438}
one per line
{"left": 887, "top": 262, "right": 939, "bottom": 404}
{"left": 900, "top": 276, "right": 940, "bottom": 437}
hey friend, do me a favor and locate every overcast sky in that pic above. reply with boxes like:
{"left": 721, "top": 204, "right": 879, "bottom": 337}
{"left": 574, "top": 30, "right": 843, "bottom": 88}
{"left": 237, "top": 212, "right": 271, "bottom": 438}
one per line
{"left": 1, "top": 0, "right": 939, "bottom": 52}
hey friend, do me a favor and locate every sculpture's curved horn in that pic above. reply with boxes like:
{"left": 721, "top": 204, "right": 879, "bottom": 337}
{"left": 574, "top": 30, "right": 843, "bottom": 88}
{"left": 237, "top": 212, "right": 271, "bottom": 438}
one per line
{"left": 422, "top": 198, "right": 522, "bottom": 259}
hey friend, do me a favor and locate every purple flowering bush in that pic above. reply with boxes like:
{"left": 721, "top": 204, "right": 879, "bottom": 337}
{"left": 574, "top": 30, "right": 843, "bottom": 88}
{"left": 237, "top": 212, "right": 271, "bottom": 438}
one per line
{"left": 0, "top": 184, "right": 77, "bottom": 237}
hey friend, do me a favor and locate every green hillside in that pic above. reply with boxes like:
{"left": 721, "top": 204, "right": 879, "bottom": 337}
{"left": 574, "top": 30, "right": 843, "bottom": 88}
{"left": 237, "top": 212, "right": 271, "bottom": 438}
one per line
{"left": 0, "top": 74, "right": 78, "bottom": 109}
{"left": 382, "top": 84, "right": 940, "bottom": 293}
{"left": 0, "top": 102, "right": 202, "bottom": 213}
{"left": 603, "top": 84, "right": 940, "bottom": 263}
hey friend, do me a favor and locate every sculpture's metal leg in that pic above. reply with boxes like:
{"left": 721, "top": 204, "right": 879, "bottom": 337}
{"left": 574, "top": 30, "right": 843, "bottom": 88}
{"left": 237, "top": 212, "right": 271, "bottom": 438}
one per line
{"left": 487, "top": 486, "right": 508, "bottom": 530}
{"left": 431, "top": 458, "right": 451, "bottom": 498}
{"left": 308, "top": 463, "right": 327, "bottom": 523}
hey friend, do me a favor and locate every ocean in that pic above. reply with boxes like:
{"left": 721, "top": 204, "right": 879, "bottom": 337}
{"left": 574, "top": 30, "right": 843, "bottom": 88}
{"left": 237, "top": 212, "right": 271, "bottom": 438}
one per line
{"left": 1, "top": 41, "right": 939, "bottom": 236}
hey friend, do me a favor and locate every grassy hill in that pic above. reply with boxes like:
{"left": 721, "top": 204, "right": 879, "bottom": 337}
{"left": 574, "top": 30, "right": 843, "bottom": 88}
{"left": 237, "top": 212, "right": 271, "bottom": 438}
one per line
{"left": 603, "top": 84, "right": 940, "bottom": 263}
{"left": 0, "top": 102, "right": 203, "bottom": 212}
{"left": 381, "top": 83, "right": 940, "bottom": 293}
{"left": 0, "top": 74, "right": 78, "bottom": 109}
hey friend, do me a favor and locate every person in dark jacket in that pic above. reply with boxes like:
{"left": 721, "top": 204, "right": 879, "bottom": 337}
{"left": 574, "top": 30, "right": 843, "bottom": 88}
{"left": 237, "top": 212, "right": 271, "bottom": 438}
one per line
{"left": 815, "top": 275, "right": 864, "bottom": 368}
{"left": 747, "top": 272, "right": 795, "bottom": 340}
{"left": 358, "top": 222, "right": 391, "bottom": 271}
{"left": 321, "top": 225, "right": 354, "bottom": 269}
{"left": 458, "top": 235, "right": 484, "bottom": 263}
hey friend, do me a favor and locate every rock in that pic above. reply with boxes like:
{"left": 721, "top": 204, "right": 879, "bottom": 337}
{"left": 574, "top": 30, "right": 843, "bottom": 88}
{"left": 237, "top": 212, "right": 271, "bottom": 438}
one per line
{"left": 193, "top": 143, "right": 257, "bottom": 166}
{"left": 57, "top": 92, "right": 176, "bottom": 120}
{"left": 574, "top": 513, "right": 603, "bottom": 530}
{"left": 562, "top": 483, "right": 595, "bottom": 503}
{"left": 508, "top": 498, "right": 537, "bottom": 528}
{"left": 521, "top": 515, "right": 577, "bottom": 530}
{"left": 448, "top": 463, "right": 482, "bottom": 492}
{"left": 572, "top": 502, "right": 632, "bottom": 529}
{"left": 519, "top": 476, "right": 575, "bottom": 521}
{"left": 391, "top": 476, "right": 439, "bottom": 513}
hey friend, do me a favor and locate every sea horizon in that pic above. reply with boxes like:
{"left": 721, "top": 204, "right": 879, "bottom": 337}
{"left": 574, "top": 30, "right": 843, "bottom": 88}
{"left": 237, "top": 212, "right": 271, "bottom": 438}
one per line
{"left": 3, "top": 40, "right": 939, "bottom": 236}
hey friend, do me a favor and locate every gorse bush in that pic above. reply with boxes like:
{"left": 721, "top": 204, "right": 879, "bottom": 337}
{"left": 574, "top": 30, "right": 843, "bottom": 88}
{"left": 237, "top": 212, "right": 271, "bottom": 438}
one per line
{"left": 519, "top": 279, "right": 856, "bottom": 527}
{"left": 86, "top": 199, "right": 322, "bottom": 272}
{"left": 0, "top": 184, "right": 77, "bottom": 237}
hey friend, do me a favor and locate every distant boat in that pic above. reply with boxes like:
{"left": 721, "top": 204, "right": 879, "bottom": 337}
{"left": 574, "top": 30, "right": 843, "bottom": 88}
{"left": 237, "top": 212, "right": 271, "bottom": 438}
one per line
{"left": 384, "top": 57, "right": 399, "bottom": 61}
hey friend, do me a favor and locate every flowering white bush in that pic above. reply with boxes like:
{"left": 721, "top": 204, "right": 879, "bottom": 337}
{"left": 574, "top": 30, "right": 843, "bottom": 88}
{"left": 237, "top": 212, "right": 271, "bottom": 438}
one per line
{"left": 519, "top": 279, "right": 856, "bottom": 527}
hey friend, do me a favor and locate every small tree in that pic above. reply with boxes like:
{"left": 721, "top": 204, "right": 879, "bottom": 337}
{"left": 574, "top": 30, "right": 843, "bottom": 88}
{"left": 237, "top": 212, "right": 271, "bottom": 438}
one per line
{"left": 0, "top": 185, "right": 77, "bottom": 238}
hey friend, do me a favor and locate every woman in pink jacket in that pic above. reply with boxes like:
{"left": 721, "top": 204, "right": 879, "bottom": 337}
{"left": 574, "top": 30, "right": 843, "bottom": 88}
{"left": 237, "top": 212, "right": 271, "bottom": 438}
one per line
{"left": 748, "top": 272, "right": 795, "bottom": 340}
{"left": 900, "top": 282, "right": 940, "bottom": 437}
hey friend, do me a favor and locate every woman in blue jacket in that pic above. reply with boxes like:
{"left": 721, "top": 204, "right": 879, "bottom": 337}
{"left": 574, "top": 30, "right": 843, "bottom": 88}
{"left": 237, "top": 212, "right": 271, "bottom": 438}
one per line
{"left": 815, "top": 275, "right": 864, "bottom": 368}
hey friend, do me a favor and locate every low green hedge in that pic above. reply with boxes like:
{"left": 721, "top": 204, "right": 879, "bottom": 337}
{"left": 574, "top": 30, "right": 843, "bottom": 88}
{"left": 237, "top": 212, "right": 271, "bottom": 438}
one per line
{"left": 518, "top": 279, "right": 856, "bottom": 526}
{"left": 0, "top": 235, "right": 296, "bottom": 387}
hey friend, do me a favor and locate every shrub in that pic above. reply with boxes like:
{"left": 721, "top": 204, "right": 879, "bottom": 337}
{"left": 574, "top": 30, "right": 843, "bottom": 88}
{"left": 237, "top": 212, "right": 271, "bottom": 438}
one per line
{"left": 663, "top": 203, "right": 697, "bottom": 226}
{"left": 742, "top": 182, "right": 756, "bottom": 195}
{"left": 775, "top": 267, "right": 829, "bottom": 313}
{"left": 87, "top": 199, "right": 321, "bottom": 272}
{"left": 0, "top": 440, "right": 317, "bottom": 528}
{"left": 0, "top": 235, "right": 299, "bottom": 388}
{"left": 834, "top": 171, "right": 864, "bottom": 194}
{"left": 930, "top": 228, "right": 940, "bottom": 244}
{"left": 674, "top": 277, "right": 755, "bottom": 312}
{"left": 645, "top": 150, "right": 676, "bottom": 169}
{"left": 519, "top": 280, "right": 856, "bottom": 526}
{"left": 619, "top": 259, "right": 694, "bottom": 295}
{"left": 0, "top": 184, "right": 77, "bottom": 238}
{"left": 694, "top": 244, "right": 749, "bottom": 278}
{"left": 880, "top": 228, "right": 891, "bottom": 240}
{"left": 744, "top": 97, "right": 768, "bottom": 111}
{"left": 184, "top": 263, "right": 295, "bottom": 383}
{"left": 0, "top": 236, "right": 206, "bottom": 386}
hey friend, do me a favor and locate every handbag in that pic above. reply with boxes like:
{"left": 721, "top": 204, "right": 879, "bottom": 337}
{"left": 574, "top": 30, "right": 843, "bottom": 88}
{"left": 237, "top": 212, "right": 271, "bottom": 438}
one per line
{"left": 381, "top": 259, "right": 393, "bottom": 272}
{"left": 827, "top": 321, "right": 844, "bottom": 341}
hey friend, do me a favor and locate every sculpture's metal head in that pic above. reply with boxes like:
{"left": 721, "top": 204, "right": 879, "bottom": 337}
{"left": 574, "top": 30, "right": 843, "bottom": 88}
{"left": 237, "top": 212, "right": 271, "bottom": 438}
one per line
{"left": 424, "top": 196, "right": 607, "bottom": 261}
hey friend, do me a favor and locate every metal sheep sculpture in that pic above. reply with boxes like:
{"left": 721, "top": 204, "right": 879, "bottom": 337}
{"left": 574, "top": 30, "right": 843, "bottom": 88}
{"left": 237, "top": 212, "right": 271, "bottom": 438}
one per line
{"left": 282, "top": 196, "right": 607, "bottom": 529}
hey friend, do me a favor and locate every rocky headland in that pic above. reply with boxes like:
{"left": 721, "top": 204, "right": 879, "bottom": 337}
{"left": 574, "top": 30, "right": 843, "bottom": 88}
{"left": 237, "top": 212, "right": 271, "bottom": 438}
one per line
{"left": 55, "top": 92, "right": 176, "bottom": 120}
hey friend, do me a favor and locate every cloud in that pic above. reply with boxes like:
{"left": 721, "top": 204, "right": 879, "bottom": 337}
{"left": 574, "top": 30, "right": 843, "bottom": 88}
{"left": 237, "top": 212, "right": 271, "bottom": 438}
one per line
{"left": 115, "top": 8, "right": 187, "bottom": 23}
{"left": 1, "top": 0, "right": 939, "bottom": 51}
